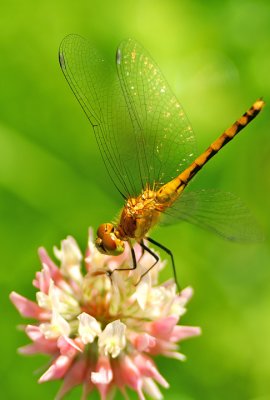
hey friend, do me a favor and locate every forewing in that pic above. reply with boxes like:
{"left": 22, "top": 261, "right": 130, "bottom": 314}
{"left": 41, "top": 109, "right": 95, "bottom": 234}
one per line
{"left": 59, "top": 34, "right": 145, "bottom": 199}
{"left": 160, "top": 189, "right": 263, "bottom": 242}
{"left": 116, "top": 39, "right": 197, "bottom": 191}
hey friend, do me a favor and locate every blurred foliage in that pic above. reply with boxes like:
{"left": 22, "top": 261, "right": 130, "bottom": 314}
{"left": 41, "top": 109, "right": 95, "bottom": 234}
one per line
{"left": 1, "top": 0, "right": 270, "bottom": 399}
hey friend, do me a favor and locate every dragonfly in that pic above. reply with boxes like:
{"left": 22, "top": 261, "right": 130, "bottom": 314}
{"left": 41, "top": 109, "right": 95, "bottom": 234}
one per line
{"left": 59, "top": 34, "right": 264, "bottom": 289}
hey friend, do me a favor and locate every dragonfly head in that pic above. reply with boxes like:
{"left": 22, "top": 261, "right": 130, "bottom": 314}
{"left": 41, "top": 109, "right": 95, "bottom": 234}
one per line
{"left": 95, "top": 223, "right": 125, "bottom": 256}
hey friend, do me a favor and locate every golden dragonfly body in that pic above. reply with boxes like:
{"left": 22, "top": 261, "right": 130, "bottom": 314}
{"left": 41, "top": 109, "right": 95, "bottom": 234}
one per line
{"left": 105, "top": 98, "right": 264, "bottom": 249}
{"left": 59, "top": 35, "right": 264, "bottom": 286}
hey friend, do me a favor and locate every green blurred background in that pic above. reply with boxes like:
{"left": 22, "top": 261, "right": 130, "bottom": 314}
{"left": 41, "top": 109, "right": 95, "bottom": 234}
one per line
{"left": 1, "top": 0, "right": 270, "bottom": 399}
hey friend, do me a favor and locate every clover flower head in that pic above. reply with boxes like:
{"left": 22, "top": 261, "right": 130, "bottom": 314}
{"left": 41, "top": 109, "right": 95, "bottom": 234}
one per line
{"left": 10, "top": 228, "right": 201, "bottom": 399}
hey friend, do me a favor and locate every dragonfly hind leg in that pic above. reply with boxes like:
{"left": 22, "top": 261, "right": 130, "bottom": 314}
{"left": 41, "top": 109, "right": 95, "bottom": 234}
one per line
{"left": 146, "top": 237, "right": 181, "bottom": 293}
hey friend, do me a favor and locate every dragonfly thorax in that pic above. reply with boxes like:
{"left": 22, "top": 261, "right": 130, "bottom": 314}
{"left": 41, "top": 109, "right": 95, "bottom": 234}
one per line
{"left": 117, "top": 190, "right": 161, "bottom": 241}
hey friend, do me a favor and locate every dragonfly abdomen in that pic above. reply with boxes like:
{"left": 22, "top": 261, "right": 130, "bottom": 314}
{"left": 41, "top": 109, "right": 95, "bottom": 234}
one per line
{"left": 178, "top": 99, "right": 264, "bottom": 187}
{"left": 167, "top": 99, "right": 264, "bottom": 190}
{"left": 156, "top": 98, "right": 265, "bottom": 207}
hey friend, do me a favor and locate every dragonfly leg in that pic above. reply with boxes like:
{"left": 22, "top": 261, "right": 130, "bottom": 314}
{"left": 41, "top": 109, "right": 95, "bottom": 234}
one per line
{"left": 146, "top": 236, "right": 181, "bottom": 293}
{"left": 138, "top": 239, "right": 145, "bottom": 262}
{"left": 136, "top": 241, "right": 159, "bottom": 285}
{"left": 108, "top": 243, "right": 137, "bottom": 278}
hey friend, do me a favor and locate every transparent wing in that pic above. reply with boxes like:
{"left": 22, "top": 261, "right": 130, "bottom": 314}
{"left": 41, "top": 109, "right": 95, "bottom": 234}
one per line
{"left": 116, "top": 38, "right": 197, "bottom": 191}
{"left": 59, "top": 34, "right": 144, "bottom": 199}
{"left": 59, "top": 35, "right": 197, "bottom": 200}
{"left": 160, "top": 189, "right": 263, "bottom": 242}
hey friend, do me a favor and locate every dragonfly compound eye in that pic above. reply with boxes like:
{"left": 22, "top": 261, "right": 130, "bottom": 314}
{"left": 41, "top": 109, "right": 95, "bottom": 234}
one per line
{"left": 96, "top": 223, "right": 125, "bottom": 256}
{"left": 97, "top": 223, "right": 114, "bottom": 237}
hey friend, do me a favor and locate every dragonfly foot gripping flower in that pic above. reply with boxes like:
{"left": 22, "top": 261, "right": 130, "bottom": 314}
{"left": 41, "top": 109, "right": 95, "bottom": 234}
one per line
{"left": 10, "top": 229, "right": 201, "bottom": 399}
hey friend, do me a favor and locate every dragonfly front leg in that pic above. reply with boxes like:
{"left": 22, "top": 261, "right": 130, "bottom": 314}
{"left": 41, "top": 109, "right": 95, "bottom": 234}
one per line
{"left": 108, "top": 241, "right": 137, "bottom": 279}
{"left": 146, "top": 237, "right": 181, "bottom": 293}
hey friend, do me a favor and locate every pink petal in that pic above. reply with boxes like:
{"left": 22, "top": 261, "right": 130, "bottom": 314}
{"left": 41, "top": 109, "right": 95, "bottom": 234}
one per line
{"left": 57, "top": 335, "right": 82, "bottom": 356}
{"left": 147, "top": 338, "right": 178, "bottom": 356}
{"left": 133, "top": 333, "right": 156, "bottom": 352}
{"left": 150, "top": 315, "right": 178, "bottom": 339}
{"left": 91, "top": 356, "right": 113, "bottom": 400}
{"left": 39, "top": 354, "right": 74, "bottom": 383}
{"left": 55, "top": 357, "right": 88, "bottom": 400}
{"left": 25, "top": 324, "right": 43, "bottom": 340}
{"left": 81, "top": 365, "right": 95, "bottom": 400}
{"left": 133, "top": 354, "right": 169, "bottom": 388}
{"left": 179, "top": 286, "right": 193, "bottom": 301}
{"left": 19, "top": 341, "right": 58, "bottom": 355}
{"left": 38, "top": 247, "right": 62, "bottom": 282}
{"left": 170, "top": 325, "right": 201, "bottom": 342}
{"left": 91, "top": 356, "right": 112, "bottom": 385}
{"left": 22, "top": 325, "right": 58, "bottom": 354}
{"left": 146, "top": 337, "right": 186, "bottom": 360}
{"left": 112, "top": 355, "right": 145, "bottom": 400}
{"left": 162, "top": 351, "right": 186, "bottom": 361}
{"left": 142, "top": 378, "right": 163, "bottom": 400}
{"left": 10, "top": 292, "right": 48, "bottom": 320}
{"left": 33, "top": 264, "right": 51, "bottom": 293}
{"left": 19, "top": 342, "right": 56, "bottom": 355}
